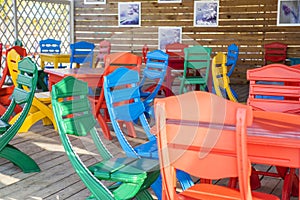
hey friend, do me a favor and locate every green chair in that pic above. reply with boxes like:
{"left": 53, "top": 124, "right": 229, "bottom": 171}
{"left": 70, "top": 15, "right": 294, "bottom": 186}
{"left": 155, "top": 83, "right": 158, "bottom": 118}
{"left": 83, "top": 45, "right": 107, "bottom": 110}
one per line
{"left": 179, "top": 45, "right": 211, "bottom": 94}
{"left": 51, "top": 76, "right": 160, "bottom": 200}
{"left": 0, "top": 57, "right": 40, "bottom": 173}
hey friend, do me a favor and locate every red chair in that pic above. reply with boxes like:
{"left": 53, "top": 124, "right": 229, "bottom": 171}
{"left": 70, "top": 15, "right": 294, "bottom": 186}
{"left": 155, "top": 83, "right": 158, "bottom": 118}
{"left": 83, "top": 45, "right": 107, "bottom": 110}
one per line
{"left": 165, "top": 42, "right": 188, "bottom": 96}
{"left": 95, "top": 40, "right": 111, "bottom": 68}
{"left": 155, "top": 91, "right": 279, "bottom": 200}
{"left": 93, "top": 52, "right": 142, "bottom": 140}
{"left": 142, "top": 44, "right": 149, "bottom": 64}
{"left": 264, "top": 42, "right": 287, "bottom": 65}
{"left": 247, "top": 64, "right": 300, "bottom": 199}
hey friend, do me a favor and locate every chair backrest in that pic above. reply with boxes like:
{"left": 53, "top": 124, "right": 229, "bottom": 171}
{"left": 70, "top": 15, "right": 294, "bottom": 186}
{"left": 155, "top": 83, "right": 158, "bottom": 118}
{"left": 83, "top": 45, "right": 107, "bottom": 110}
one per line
{"left": 103, "top": 67, "right": 155, "bottom": 157}
{"left": 165, "top": 42, "right": 188, "bottom": 69}
{"left": 142, "top": 44, "right": 149, "bottom": 64}
{"left": 6, "top": 49, "right": 23, "bottom": 87}
{"left": 264, "top": 42, "right": 287, "bottom": 65}
{"left": 139, "top": 49, "right": 169, "bottom": 110}
{"left": 70, "top": 41, "right": 95, "bottom": 68}
{"left": 226, "top": 43, "right": 239, "bottom": 77}
{"left": 180, "top": 45, "right": 211, "bottom": 92}
{"left": 95, "top": 40, "right": 111, "bottom": 67}
{"left": 154, "top": 91, "right": 253, "bottom": 200}
{"left": 247, "top": 64, "right": 300, "bottom": 113}
{"left": 39, "top": 38, "right": 61, "bottom": 54}
{"left": 0, "top": 57, "right": 38, "bottom": 150}
{"left": 212, "top": 52, "right": 238, "bottom": 102}
{"left": 103, "top": 52, "right": 142, "bottom": 74}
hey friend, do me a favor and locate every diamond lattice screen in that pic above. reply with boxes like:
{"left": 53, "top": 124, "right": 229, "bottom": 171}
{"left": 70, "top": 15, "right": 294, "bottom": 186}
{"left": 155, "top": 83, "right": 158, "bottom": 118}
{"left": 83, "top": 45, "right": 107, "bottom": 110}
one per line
{"left": 0, "top": 0, "right": 71, "bottom": 77}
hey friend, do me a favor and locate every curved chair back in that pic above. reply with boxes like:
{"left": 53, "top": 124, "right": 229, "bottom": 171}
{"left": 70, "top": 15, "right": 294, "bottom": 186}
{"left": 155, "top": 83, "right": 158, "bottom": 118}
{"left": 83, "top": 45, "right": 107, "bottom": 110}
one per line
{"left": 212, "top": 52, "right": 238, "bottom": 102}
{"left": 264, "top": 42, "right": 287, "bottom": 65}
{"left": 39, "top": 38, "right": 61, "bottom": 54}
{"left": 70, "top": 41, "right": 95, "bottom": 68}
{"left": 226, "top": 43, "right": 239, "bottom": 77}
{"left": 139, "top": 49, "right": 169, "bottom": 118}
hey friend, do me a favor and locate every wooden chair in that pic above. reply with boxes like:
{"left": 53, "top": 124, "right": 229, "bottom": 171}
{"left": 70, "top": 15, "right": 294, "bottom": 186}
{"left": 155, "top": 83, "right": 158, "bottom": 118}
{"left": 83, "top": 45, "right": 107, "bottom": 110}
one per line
{"left": 139, "top": 49, "right": 170, "bottom": 119}
{"left": 0, "top": 46, "right": 28, "bottom": 116}
{"left": 154, "top": 91, "right": 279, "bottom": 200}
{"left": 211, "top": 52, "right": 238, "bottom": 102}
{"left": 93, "top": 52, "right": 142, "bottom": 140}
{"left": 70, "top": 41, "right": 95, "bottom": 68}
{"left": 0, "top": 57, "right": 40, "bottom": 173}
{"left": 179, "top": 45, "right": 211, "bottom": 94}
{"left": 7, "top": 49, "right": 57, "bottom": 132}
{"left": 264, "top": 42, "right": 287, "bottom": 65}
{"left": 142, "top": 43, "right": 149, "bottom": 64}
{"left": 165, "top": 42, "right": 188, "bottom": 96}
{"left": 95, "top": 40, "right": 111, "bottom": 68}
{"left": 226, "top": 43, "right": 239, "bottom": 77}
{"left": 247, "top": 63, "right": 300, "bottom": 199}
{"left": 51, "top": 76, "right": 160, "bottom": 200}
{"left": 103, "top": 67, "right": 194, "bottom": 199}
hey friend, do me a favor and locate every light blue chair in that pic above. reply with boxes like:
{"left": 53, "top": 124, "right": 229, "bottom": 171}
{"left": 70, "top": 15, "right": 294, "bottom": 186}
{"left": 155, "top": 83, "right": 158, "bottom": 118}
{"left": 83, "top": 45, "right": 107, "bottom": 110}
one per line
{"left": 139, "top": 49, "right": 169, "bottom": 119}
{"left": 103, "top": 67, "right": 194, "bottom": 200}
{"left": 226, "top": 43, "right": 239, "bottom": 77}
{"left": 70, "top": 41, "right": 95, "bottom": 68}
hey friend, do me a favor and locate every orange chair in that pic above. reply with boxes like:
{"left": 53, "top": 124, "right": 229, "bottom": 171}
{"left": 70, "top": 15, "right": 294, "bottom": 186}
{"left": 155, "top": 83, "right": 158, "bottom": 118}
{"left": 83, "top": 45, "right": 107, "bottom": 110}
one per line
{"left": 264, "top": 42, "right": 287, "bottom": 65}
{"left": 93, "top": 52, "right": 142, "bottom": 140}
{"left": 155, "top": 91, "right": 279, "bottom": 200}
{"left": 247, "top": 63, "right": 300, "bottom": 199}
{"left": 95, "top": 40, "right": 111, "bottom": 68}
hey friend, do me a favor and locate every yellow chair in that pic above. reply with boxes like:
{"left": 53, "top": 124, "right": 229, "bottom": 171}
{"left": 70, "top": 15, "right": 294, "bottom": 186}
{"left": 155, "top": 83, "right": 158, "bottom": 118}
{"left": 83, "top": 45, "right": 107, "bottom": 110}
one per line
{"left": 211, "top": 52, "right": 238, "bottom": 102}
{"left": 7, "top": 49, "right": 57, "bottom": 132}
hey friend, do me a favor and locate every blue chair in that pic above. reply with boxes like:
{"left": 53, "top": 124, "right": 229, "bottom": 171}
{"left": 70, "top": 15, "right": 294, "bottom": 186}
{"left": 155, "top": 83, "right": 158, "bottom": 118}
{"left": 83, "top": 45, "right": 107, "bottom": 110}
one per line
{"left": 226, "top": 43, "right": 239, "bottom": 77}
{"left": 103, "top": 67, "right": 194, "bottom": 200}
{"left": 39, "top": 38, "right": 61, "bottom": 55}
{"left": 70, "top": 41, "right": 95, "bottom": 68}
{"left": 139, "top": 49, "right": 169, "bottom": 119}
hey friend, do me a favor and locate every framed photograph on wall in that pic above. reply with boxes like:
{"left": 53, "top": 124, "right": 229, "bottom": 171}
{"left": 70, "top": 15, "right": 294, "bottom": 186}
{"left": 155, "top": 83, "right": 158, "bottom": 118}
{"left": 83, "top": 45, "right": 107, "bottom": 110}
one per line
{"left": 277, "top": 0, "right": 300, "bottom": 26}
{"left": 194, "top": 1, "right": 219, "bottom": 27}
{"left": 158, "top": 27, "right": 182, "bottom": 51}
{"left": 84, "top": 0, "right": 106, "bottom": 4}
{"left": 158, "top": 0, "right": 182, "bottom": 3}
{"left": 118, "top": 2, "right": 141, "bottom": 27}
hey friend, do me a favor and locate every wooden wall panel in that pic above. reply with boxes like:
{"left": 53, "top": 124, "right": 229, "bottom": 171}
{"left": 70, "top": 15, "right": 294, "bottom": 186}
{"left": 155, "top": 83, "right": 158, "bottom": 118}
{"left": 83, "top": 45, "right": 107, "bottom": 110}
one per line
{"left": 74, "top": 0, "right": 300, "bottom": 82}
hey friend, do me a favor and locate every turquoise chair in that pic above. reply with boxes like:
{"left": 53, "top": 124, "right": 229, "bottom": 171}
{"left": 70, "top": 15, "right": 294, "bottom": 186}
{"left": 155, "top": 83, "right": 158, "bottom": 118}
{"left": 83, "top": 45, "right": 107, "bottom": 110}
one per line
{"left": 103, "top": 67, "right": 194, "bottom": 200}
{"left": 179, "top": 45, "right": 211, "bottom": 94}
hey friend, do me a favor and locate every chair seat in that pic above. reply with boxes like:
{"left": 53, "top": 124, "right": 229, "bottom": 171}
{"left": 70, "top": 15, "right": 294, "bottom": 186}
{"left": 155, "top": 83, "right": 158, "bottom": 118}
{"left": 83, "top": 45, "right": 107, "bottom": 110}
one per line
{"left": 88, "top": 157, "right": 159, "bottom": 183}
{"left": 134, "top": 139, "right": 158, "bottom": 158}
{"left": 0, "top": 119, "right": 10, "bottom": 134}
{"left": 179, "top": 184, "right": 279, "bottom": 200}
{"left": 34, "top": 91, "right": 51, "bottom": 102}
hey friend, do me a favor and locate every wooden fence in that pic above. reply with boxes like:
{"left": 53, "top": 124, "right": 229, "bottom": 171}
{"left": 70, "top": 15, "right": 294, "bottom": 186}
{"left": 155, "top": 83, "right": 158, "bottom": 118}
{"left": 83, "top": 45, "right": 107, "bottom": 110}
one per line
{"left": 74, "top": 0, "right": 300, "bottom": 82}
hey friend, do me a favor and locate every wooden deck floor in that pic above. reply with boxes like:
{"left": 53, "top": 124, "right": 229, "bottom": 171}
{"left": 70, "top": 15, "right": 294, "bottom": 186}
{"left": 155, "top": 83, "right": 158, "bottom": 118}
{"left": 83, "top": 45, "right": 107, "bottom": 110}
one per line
{"left": 0, "top": 120, "right": 298, "bottom": 200}
{"left": 0, "top": 84, "right": 298, "bottom": 199}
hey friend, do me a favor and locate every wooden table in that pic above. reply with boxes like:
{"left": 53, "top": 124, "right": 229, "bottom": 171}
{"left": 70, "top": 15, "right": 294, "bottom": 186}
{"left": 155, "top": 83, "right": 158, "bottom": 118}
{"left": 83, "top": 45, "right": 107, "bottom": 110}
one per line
{"left": 44, "top": 68, "right": 104, "bottom": 90}
{"left": 40, "top": 53, "right": 70, "bottom": 69}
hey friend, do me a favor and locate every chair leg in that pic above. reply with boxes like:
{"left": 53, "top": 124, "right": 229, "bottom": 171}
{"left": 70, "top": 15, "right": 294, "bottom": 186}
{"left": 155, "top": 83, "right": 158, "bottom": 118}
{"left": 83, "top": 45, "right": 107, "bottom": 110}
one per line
{"left": 282, "top": 168, "right": 299, "bottom": 200}
{"left": 0, "top": 144, "right": 40, "bottom": 173}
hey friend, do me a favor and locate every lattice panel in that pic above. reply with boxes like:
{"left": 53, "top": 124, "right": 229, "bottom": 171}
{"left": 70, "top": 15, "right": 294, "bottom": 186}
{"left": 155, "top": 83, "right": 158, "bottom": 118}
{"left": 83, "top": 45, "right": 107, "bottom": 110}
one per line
{"left": 0, "top": 0, "right": 71, "bottom": 79}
